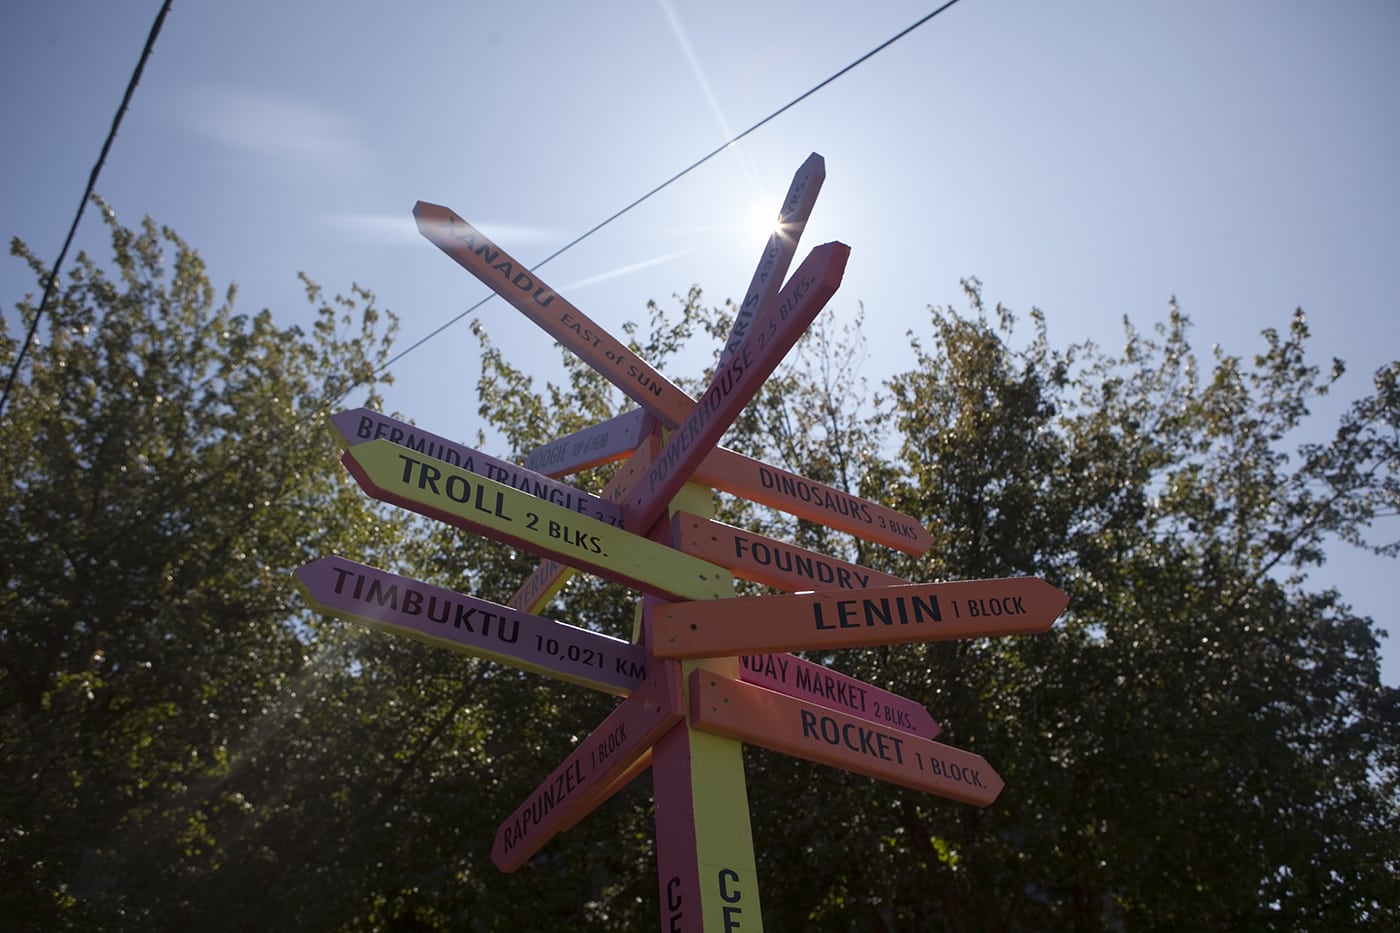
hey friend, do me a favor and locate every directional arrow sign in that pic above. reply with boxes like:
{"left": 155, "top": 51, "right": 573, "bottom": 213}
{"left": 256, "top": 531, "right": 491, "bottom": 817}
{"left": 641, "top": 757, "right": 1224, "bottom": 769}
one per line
{"left": 672, "top": 511, "right": 907, "bottom": 593}
{"left": 294, "top": 556, "right": 648, "bottom": 695}
{"left": 414, "top": 202, "right": 697, "bottom": 426}
{"left": 737, "top": 653, "right": 940, "bottom": 741}
{"left": 619, "top": 242, "right": 849, "bottom": 534}
{"left": 689, "top": 670, "right": 1003, "bottom": 807}
{"left": 650, "top": 577, "right": 1069, "bottom": 658}
{"left": 493, "top": 661, "right": 684, "bottom": 872}
{"left": 330, "top": 408, "right": 623, "bottom": 527}
{"left": 523, "top": 408, "right": 651, "bottom": 477}
{"left": 341, "top": 439, "right": 732, "bottom": 602}
{"left": 691, "top": 446, "right": 931, "bottom": 556}
{"left": 718, "top": 151, "right": 825, "bottom": 369}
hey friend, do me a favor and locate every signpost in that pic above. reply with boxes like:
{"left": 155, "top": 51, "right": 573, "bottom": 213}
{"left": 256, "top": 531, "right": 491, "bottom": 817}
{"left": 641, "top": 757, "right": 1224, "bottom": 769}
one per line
{"left": 297, "top": 153, "right": 1068, "bottom": 930}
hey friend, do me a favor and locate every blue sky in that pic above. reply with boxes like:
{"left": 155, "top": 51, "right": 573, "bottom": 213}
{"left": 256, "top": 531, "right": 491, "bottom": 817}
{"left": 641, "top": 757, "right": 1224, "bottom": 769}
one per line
{"left": 3, "top": 0, "right": 1397, "bottom": 685}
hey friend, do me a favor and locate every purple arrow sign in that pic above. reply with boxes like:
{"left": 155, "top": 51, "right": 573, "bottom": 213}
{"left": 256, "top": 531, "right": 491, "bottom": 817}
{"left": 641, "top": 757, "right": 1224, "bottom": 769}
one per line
{"left": 523, "top": 408, "right": 652, "bottom": 478}
{"left": 295, "top": 556, "right": 648, "bottom": 695}
{"left": 330, "top": 408, "right": 623, "bottom": 527}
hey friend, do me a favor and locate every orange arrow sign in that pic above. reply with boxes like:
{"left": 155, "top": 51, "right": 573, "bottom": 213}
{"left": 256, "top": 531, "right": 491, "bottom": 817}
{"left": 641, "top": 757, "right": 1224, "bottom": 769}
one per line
{"left": 650, "top": 577, "right": 1068, "bottom": 658}
{"left": 671, "top": 511, "right": 907, "bottom": 593}
{"left": 688, "top": 670, "right": 1003, "bottom": 807}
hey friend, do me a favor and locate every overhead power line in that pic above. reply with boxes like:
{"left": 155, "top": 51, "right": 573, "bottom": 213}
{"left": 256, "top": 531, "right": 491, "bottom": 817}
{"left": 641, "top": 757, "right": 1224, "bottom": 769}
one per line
{"left": 0, "top": 0, "right": 174, "bottom": 418}
{"left": 378, "top": 0, "right": 966, "bottom": 375}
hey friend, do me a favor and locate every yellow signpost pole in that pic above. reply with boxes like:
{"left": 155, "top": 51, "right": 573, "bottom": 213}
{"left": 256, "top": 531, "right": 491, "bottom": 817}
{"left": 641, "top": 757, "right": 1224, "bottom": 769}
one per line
{"left": 645, "top": 481, "right": 764, "bottom": 933}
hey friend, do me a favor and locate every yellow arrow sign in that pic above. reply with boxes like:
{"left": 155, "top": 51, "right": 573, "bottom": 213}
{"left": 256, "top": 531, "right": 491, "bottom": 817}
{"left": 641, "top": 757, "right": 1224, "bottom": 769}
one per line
{"left": 342, "top": 439, "right": 732, "bottom": 602}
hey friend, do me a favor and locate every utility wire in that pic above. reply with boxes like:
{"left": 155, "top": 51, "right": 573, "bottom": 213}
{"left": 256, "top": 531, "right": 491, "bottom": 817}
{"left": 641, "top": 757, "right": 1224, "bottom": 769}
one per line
{"left": 377, "top": 0, "right": 965, "bottom": 375}
{"left": 0, "top": 0, "right": 174, "bottom": 418}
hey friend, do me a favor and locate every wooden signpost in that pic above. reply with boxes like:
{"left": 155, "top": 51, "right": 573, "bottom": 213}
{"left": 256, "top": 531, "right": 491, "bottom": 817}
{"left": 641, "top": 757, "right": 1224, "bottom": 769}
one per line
{"left": 297, "top": 153, "right": 1068, "bottom": 931}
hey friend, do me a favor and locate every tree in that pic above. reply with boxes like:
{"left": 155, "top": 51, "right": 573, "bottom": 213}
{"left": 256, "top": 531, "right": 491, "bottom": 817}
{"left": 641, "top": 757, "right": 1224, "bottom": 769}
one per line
{"left": 741, "top": 281, "right": 1399, "bottom": 930}
{"left": 0, "top": 199, "right": 405, "bottom": 927}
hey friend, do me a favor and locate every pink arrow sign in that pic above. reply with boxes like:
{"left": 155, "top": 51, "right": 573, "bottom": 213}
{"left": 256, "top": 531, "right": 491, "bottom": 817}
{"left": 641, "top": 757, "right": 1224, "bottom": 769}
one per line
{"left": 294, "top": 556, "right": 648, "bottom": 695}
{"left": 619, "top": 242, "right": 850, "bottom": 534}
{"left": 737, "top": 654, "right": 940, "bottom": 740}
{"left": 493, "top": 660, "right": 684, "bottom": 872}
{"left": 330, "top": 407, "right": 623, "bottom": 527}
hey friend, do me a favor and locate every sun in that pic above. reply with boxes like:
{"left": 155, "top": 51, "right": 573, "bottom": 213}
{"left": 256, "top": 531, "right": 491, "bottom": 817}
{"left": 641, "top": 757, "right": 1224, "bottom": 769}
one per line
{"left": 745, "top": 202, "right": 784, "bottom": 245}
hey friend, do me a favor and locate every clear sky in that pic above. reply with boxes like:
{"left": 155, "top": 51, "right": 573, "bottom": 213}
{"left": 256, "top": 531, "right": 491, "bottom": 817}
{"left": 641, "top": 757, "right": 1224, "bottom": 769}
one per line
{"left": 3, "top": 1, "right": 1397, "bottom": 686}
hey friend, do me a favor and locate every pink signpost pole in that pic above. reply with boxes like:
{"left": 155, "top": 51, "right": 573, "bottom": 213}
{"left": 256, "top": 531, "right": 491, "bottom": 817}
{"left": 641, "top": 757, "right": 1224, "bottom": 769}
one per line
{"left": 294, "top": 154, "right": 1067, "bottom": 931}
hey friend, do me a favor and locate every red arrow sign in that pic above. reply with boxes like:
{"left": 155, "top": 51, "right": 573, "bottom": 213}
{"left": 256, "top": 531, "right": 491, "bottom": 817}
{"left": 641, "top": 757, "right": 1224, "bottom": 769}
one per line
{"left": 493, "top": 661, "right": 684, "bottom": 872}
{"left": 688, "top": 670, "right": 1002, "bottom": 807}
{"left": 650, "top": 577, "right": 1069, "bottom": 658}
